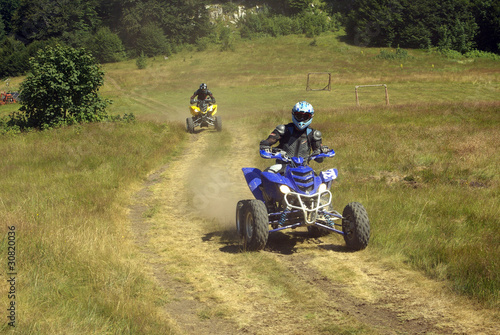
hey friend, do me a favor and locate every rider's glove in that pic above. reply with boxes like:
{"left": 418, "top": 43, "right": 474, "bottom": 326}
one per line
{"left": 260, "top": 145, "right": 271, "bottom": 152}
{"left": 212, "top": 99, "right": 216, "bottom": 104}
{"left": 320, "top": 145, "right": 329, "bottom": 153}
{"left": 190, "top": 99, "right": 195, "bottom": 104}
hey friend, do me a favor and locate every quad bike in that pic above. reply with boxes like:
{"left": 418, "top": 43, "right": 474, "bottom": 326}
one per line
{"left": 186, "top": 98, "right": 222, "bottom": 133}
{"left": 236, "top": 147, "right": 370, "bottom": 251}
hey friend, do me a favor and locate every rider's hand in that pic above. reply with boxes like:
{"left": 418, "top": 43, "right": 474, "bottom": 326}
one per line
{"left": 260, "top": 145, "right": 271, "bottom": 152}
{"left": 190, "top": 99, "right": 195, "bottom": 104}
{"left": 320, "top": 145, "right": 329, "bottom": 153}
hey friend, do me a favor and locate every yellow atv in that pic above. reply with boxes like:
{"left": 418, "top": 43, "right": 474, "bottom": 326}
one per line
{"left": 186, "top": 99, "right": 222, "bottom": 133}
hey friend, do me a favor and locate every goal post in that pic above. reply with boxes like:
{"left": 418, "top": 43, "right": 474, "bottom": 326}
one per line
{"left": 355, "top": 84, "right": 390, "bottom": 106}
{"left": 306, "top": 72, "right": 331, "bottom": 91}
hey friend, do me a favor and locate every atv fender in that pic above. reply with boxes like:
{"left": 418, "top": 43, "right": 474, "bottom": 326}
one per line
{"left": 242, "top": 168, "right": 265, "bottom": 202}
{"left": 190, "top": 105, "right": 200, "bottom": 117}
{"left": 320, "top": 168, "right": 338, "bottom": 183}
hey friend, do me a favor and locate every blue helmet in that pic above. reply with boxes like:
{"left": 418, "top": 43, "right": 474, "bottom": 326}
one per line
{"left": 292, "top": 101, "right": 314, "bottom": 130}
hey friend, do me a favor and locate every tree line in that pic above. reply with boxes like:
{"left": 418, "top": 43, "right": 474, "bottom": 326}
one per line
{"left": 1, "top": 0, "right": 499, "bottom": 78}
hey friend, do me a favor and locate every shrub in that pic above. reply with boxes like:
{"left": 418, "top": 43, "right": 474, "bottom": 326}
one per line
{"left": 464, "top": 50, "right": 500, "bottom": 60}
{"left": 136, "top": 51, "right": 147, "bottom": 69}
{"left": 218, "top": 26, "right": 235, "bottom": 51}
{"left": 135, "top": 23, "right": 172, "bottom": 57}
{"left": 13, "top": 45, "right": 109, "bottom": 130}
{"left": 196, "top": 37, "right": 210, "bottom": 51}
{"left": 376, "top": 46, "right": 411, "bottom": 60}
{"left": 89, "top": 27, "right": 126, "bottom": 63}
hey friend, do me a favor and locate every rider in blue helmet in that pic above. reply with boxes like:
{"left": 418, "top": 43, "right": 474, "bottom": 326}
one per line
{"left": 260, "top": 101, "right": 329, "bottom": 173}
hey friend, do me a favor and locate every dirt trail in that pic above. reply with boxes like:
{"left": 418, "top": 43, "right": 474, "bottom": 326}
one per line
{"left": 130, "top": 120, "right": 499, "bottom": 334}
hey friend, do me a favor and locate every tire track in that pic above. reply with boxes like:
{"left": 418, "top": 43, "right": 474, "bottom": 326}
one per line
{"left": 130, "top": 117, "right": 499, "bottom": 334}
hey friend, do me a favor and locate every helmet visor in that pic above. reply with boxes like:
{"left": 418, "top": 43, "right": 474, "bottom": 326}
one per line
{"left": 293, "top": 111, "right": 313, "bottom": 122}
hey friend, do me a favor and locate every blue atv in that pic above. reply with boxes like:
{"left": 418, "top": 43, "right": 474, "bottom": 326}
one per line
{"left": 236, "top": 147, "right": 370, "bottom": 251}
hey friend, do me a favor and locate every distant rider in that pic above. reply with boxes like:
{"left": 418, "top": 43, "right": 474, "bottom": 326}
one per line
{"left": 260, "top": 101, "right": 329, "bottom": 174}
{"left": 190, "top": 83, "right": 216, "bottom": 105}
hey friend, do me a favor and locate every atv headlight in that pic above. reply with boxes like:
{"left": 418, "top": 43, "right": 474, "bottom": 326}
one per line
{"left": 279, "top": 185, "right": 291, "bottom": 194}
{"left": 318, "top": 183, "right": 327, "bottom": 193}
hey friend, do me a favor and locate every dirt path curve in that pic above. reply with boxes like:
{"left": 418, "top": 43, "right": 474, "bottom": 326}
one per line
{"left": 130, "top": 120, "right": 499, "bottom": 334}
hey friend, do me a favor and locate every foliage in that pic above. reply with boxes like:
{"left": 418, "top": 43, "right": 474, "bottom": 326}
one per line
{"left": 471, "top": 0, "right": 500, "bottom": 54}
{"left": 88, "top": 27, "right": 126, "bottom": 63}
{"left": 196, "top": 37, "right": 210, "bottom": 52}
{"left": 134, "top": 22, "right": 172, "bottom": 57}
{"left": 239, "top": 7, "right": 338, "bottom": 39}
{"left": 0, "top": 0, "right": 19, "bottom": 34}
{"left": 218, "top": 25, "right": 235, "bottom": 51}
{"left": 0, "top": 14, "right": 5, "bottom": 41}
{"left": 376, "top": 46, "right": 412, "bottom": 60}
{"left": 345, "top": 0, "right": 480, "bottom": 53}
{"left": 13, "top": 45, "right": 109, "bottom": 129}
{"left": 12, "top": 0, "right": 101, "bottom": 44}
{"left": 464, "top": 49, "right": 500, "bottom": 60}
{"left": 136, "top": 51, "right": 147, "bottom": 69}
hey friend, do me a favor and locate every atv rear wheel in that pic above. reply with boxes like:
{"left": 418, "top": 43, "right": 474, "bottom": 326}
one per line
{"left": 215, "top": 115, "right": 222, "bottom": 132}
{"left": 240, "top": 199, "right": 268, "bottom": 251}
{"left": 186, "top": 117, "right": 195, "bottom": 133}
{"left": 342, "top": 202, "right": 370, "bottom": 250}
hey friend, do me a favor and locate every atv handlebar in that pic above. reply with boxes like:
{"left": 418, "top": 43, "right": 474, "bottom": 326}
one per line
{"left": 190, "top": 98, "right": 215, "bottom": 105}
{"left": 259, "top": 147, "right": 335, "bottom": 165}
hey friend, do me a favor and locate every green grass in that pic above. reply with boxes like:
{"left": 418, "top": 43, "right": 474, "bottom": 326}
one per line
{"left": 0, "top": 30, "right": 498, "bottom": 332}
{"left": 0, "top": 121, "right": 185, "bottom": 333}
{"left": 258, "top": 102, "right": 500, "bottom": 306}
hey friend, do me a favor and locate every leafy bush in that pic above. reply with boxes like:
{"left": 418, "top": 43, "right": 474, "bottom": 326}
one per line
{"left": 88, "top": 27, "right": 126, "bottom": 63}
{"left": 135, "top": 23, "right": 172, "bottom": 57}
{"left": 0, "top": 36, "right": 29, "bottom": 76}
{"left": 218, "top": 26, "right": 235, "bottom": 51}
{"left": 12, "top": 45, "right": 109, "bottom": 130}
{"left": 376, "top": 46, "right": 412, "bottom": 60}
{"left": 345, "top": 0, "right": 478, "bottom": 52}
{"left": 239, "top": 8, "right": 337, "bottom": 39}
{"left": 196, "top": 37, "right": 210, "bottom": 51}
{"left": 464, "top": 49, "right": 500, "bottom": 60}
{"left": 136, "top": 51, "right": 147, "bottom": 69}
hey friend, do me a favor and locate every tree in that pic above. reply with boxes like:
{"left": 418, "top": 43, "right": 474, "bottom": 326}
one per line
{"left": 345, "top": 0, "right": 478, "bottom": 51}
{"left": 135, "top": 22, "right": 171, "bottom": 57}
{"left": 472, "top": 0, "right": 500, "bottom": 54}
{"left": 0, "top": 0, "right": 19, "bottom": 35}
{"left": 88, "top": 27, "right": 126, "bottom": 63}
{"left": 12, "top": 0, "right": 100, "bottom": 44}
{"left": 15, "top": 45, "right": 108, "bottom": 129}
{"left": 0, "top": 14, "right": 5, "bottom": 41}
{"left": 0, "top": 36, "right": 28, "bottom": 77}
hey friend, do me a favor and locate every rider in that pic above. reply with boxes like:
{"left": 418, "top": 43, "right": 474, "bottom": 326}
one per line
{"left": 190, "top": 83, "right": 216, "bottom": 105}
{"left": 260, "top": 101, "right": 328, "bottom": 173}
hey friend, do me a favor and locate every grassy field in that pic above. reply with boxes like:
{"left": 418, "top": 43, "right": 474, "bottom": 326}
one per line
{"left": 0, "top": 31, "right": 499, "bottom": 332}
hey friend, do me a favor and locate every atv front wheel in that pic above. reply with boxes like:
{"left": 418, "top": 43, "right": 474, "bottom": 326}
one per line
{"left": 342, "top": 202, "right": 370, "bottom": 250}
{"left": 215, "top": 115, "right": 222, "bottom": 132}
{"left": 240, "top": 199, "right": 268, "bottom": 251}
{"left": 186, "top": 117, "right": 195, "bottom": 133}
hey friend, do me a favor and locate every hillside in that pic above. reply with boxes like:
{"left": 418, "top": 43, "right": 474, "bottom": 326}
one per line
{"left": 0, "top": 32, "right": 499, "bottom": 334}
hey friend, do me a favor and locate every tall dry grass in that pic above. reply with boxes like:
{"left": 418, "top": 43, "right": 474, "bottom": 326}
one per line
{"left": 0, "top": 121, "right": 185, "bottom": 333}
{"left": 0, "top": 30, "right": 498, "bottom": 332}
{"left": 257, "top": 102, "right": 499, "bottom": 306}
